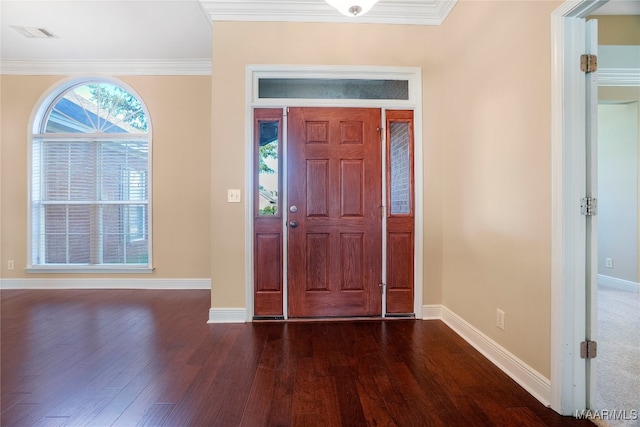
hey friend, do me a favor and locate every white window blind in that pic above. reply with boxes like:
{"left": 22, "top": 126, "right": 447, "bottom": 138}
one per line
{"left": 31, "top": 81, "right": 151, "bottom": 269}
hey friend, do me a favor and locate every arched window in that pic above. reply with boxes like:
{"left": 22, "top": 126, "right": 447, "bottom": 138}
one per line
{"left": 30, "top": 79, "right": 151, "bottom": 271}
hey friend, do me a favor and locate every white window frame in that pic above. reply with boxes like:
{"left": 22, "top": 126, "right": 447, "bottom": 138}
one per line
{"left": 27, "top": 76, "right": 153, "bottom": 273}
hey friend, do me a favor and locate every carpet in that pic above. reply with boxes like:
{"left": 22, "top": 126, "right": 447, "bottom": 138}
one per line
{"left": 595, "top": 284, "right": 640, "bottom": 427}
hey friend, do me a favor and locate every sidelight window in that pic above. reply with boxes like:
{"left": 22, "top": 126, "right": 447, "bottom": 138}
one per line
{"left": 253, "top": 108, "right": 284, "bottom": 317}
{"left": 256, "top": 120, "right": 281, "bottom": 216}
{"left": 389, "top": 121, "right": 412, "bottom": 215}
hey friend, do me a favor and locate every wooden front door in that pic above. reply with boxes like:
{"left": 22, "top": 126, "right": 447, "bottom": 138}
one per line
{"left": 287, "top": 107, "right": 382, "bottom": 317}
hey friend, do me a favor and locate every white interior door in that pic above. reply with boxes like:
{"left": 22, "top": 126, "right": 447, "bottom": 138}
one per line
{"left": 585, "top": 18, "right": 599, "bottom": 410}
{"left": 550, "top": 0, "right": 610, "bottom": 416}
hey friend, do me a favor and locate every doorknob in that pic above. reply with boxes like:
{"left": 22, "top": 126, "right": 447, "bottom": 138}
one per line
{"left": 289, "top": 205, "right": 298, "bottom": 213}
{"left": 289, "top": 220, "right": 298, "bottom": 228}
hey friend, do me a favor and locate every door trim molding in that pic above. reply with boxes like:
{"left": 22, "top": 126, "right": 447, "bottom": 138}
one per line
{"left": 550, "top": 0, "right": 608, "bottom": 416}
{"left": 245, "top": 65, "right": 423, "bottom": 321}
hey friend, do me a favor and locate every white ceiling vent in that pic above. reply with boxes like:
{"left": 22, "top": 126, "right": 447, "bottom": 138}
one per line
{"left": 11, "top": 26, "right": 58, "bottom": 39}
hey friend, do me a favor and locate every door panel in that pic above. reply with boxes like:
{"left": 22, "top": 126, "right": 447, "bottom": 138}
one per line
{"left": 288, "top": 107, "right": 382, "bottom": 317}
{"left": 341, "top": 233, "right": 365, "bottom": 290}
{"left": 306, "top": 160, "right": 329, "bottom": 216}
{"left": 255, "top": 233, "right": 282, "bottom": 292}
{"left": 341, "top": 160, "right": 364, "bottom": 216}
{"left": 306, "top": 233, "right": 330, "bottom": 291}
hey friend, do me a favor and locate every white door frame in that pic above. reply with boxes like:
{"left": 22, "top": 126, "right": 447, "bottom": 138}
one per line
{"left": 244, "top": 65, "right": 423, "bottom": 321}
{"left": 550, "top": 0, "right": 608, "bottom": 415}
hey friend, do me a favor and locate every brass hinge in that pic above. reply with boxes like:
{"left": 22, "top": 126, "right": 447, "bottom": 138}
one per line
{"left": 580, "top": 340, "right": 597, "bottom": 359}
{"left": 580, "top": 54, "right": 598, "bottom": 73}
{"left": 580, "top": 197, "right": 597, "bottom": 216}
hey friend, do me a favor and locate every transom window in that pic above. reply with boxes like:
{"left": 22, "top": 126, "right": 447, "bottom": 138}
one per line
{"left": 30, "top": 79, "right": 151, "bottom": 271}
{"left": 258, "top": 78, "right": 409, "bottom": 100}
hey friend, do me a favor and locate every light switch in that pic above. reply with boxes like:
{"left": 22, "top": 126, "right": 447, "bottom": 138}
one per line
{"left": 227, "top": 189, "right": 241, "bottom": 203}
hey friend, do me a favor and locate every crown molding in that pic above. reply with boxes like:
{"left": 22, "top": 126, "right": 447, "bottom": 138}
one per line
{"left": 0, "top": 59, "right": 212, "bottom": 76}
{"left": 200, "top": 0, "right": 457, "bottom": 26}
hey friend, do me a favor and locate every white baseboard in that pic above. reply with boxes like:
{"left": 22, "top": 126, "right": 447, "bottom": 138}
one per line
{"left": 598, "top": 274, "right": 640, "bottom": 293}
{"left": 422, "top": 304, "right": 443, "bottom": 320}
{"left": 425, "top": 304, "right": 551, "bottom": 407}
{"left": 0, "top": 278, "right": 211, "bottom": 290}
{"left": 208, "top": 308, "right": 247, "bottom": 323}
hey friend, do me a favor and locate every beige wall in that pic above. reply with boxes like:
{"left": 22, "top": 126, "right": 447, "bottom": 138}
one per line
{"left": 0, "top": 75, "right": 211, "bottom": 279}
{"left": 589, "top": 15, "right": 640, "bottom": 45}
{"left": 439, "top": 0, "right": 559, "bottom": 377}
{"left": 211, "top": 0, "right": 560, "bottom": 376}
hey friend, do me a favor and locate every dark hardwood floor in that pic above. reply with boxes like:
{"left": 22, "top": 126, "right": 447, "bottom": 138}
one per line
{"left": 1, "top": 289, "right": 592, "bottom": 426}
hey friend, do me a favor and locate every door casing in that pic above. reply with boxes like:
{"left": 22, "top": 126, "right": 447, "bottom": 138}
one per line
{"left": 550, "top": 0, "right": 607, "bottom": 415}
{"left": 244, "top": 65, "right": 423, "bottom": 321}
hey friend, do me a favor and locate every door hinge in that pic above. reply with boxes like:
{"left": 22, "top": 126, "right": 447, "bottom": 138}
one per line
{"left": 580, "top": 197, "right": 597, "bottom": 216}
{"left": 377, "top": 127, "right": 384, "bottom": 142}
{"left": 580, "top": 340, "right": 597, "bottom": 359}
{"left": 580, "top": 54, "right": 598, "bottom": 73}
{"left": 379, "top": 282, "right": 386, "bottom": 291}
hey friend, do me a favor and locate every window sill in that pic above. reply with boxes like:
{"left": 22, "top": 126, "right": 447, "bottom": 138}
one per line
{"left": 26, "top": 266, "right": 155, "bottom": 274}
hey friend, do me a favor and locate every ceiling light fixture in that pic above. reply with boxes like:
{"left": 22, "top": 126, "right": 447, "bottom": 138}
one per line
{"left": 324, "top": 0, "right": 380, "bottom": 17}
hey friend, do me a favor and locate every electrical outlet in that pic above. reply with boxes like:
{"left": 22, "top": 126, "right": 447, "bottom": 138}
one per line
{"left": 605, "top": 258, "right": 613, "bottom": 268}
{"left": 227, "top": 189, "right": 241, "bottom": 203}
{"left": 8, "top": 260, "right": 14, "bottom": 270}
{"left": 496, "top": 309, "right": 505, "bottom": 331}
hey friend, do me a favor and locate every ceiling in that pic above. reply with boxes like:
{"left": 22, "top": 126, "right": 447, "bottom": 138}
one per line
{"left": 0, "top": 0, "right": 214, "bottom": 74}
{"left": 0, "top": 0, "right": 638, "bottom": 75}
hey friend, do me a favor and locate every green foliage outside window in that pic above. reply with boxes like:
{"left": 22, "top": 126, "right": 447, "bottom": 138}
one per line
{"left": 89, "top": 84, "right": 148, "bottom": 132}
{"left": 258, "top": 140, "right": 278, "bottom": 215}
